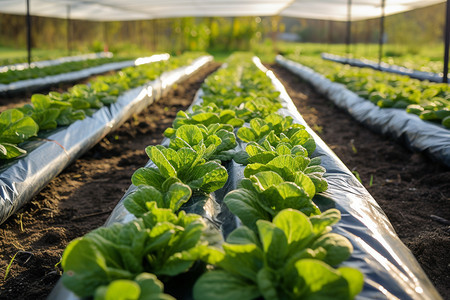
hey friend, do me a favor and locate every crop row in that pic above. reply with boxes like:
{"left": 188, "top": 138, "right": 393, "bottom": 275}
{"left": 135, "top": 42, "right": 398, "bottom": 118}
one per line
{"left": 58, "top": 53, "right": 363, "bottom": 300}
{"left": 286, "top": 54, "right": 450, "bottom": 128}
{"left": 0, "top": 52, "right": 205, "bottom": 160}
{"left": 278, "top": 42, "right": 444, "bottom": 74}
{"left": 321, "top": 53, "right": 444, "bottom": 83}
{"left": 0, "top": 56, "right": 132, "bottom": 84}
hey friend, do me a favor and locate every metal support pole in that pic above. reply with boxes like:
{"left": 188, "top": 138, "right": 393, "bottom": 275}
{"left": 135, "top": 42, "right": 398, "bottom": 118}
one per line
{"left": 154, "top": 19, "right": 159, "bottom": 51}
{"left": 443, "top": 0, "right": 450, "bottom": 83}
{"left": 378, "top": 0, "right": 386, "bottom": 69}
{"left": 26, "top": 0, "right": 31, "bottom": 65}
{"left": 328, "top": 20, "right": 332, "bottom": 44}
{"left": 103, "top": 22, "right": 108, "bottom": 52}
{"left": 67, "top": 5, "right": 71, "bottom": 56}
{"left": 346, "top": 0, "right": 352, "bottom": 58}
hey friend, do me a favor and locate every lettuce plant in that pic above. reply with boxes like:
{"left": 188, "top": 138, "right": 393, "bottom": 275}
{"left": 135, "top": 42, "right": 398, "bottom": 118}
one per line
{"left": 94, "top": 273, "right": 174, "bottom": 300}
{"left": 124, "top": 182, "right": 192, "bottom": 217}
{"left": 0, "top": 109, "right": 39, "bottom": 159}
{"left": 224, "top": 171, "right": 320, "bottom": 231}
{"left": 242, "top": 141, "right": 328, "bottom": 194}
{"left": 19, "top": 93, "right": 86, "bottom": 129}
{"left": 201, "top": 94, "right": 247, "bottom": 112}
{"left": 238, "top": 97, "right": 283, "bottom": 122}
{"left": 164, "top": 124, "right": 237, "bottom": 161}
{"left": 132, "top": 145, "right": 228, "bottom": 195}
{"left": 237, "top": 121, "right": 315, "bottom": 157}
{"left": 170, "top": 104, "right": 244, "bottom": 129}
{"left": 237, "top": 114, "right": 308, "bottom": 143}
{"left": 194, "top": 209, "right": 363, "bottom": 300}
{"left": 62, "top": 204, "right": 213, "bottom": 298}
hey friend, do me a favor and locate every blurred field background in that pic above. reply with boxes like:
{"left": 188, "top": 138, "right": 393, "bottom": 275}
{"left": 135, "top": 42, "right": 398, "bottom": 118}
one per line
{"left": 0, "top": 2, "right": 445, "bottom": 65}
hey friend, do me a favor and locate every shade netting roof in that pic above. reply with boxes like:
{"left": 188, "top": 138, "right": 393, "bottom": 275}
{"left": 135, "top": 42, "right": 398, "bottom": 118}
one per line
{"left": 0, "top": 0, "right": 445, "bottom": 21}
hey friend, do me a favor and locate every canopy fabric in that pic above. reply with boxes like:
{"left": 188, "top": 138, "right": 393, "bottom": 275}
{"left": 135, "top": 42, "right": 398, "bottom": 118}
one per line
{"left": 282, "top": 0, "right": 446, "bottom": 21}
{"left": 0, "top": 0, "right": 445, "bottom": 21}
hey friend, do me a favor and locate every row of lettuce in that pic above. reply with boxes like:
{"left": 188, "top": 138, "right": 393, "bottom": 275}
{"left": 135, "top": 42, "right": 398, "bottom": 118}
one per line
{"left": 0, "top": 52, "right": 205, "bottom": 160}
{"left": 0, "top": 56, "right": 134, "bottom": 84}
{"left": 278, "top": 43, "right": 445, "bottom": 74}
{"left": 285, "top": 54, "right": 450, "bottom": 129}
{"left": 59, "top": 53, "right": 363, "bottom": 300}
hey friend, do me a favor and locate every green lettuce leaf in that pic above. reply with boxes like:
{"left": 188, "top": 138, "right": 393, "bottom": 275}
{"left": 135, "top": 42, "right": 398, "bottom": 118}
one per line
{"left": 0, "top": 109, "right": 39, "bottom": 144}
{"left": 194, "top": 208, "right": 362, "bottom": 300}
{"left": 193, "top": 270, "right": 260, "bottom": 300}
{"left": 93, "top": 273, "right": 175, "bottom": 300}
{"left": 224, "top": 171, "right": 320, "bottom": 230}
{"left": 62, "top": 205, "right": 213, "bottom": 298}
{"left": 134, "top": 146, "right": 228, "bottom": 195}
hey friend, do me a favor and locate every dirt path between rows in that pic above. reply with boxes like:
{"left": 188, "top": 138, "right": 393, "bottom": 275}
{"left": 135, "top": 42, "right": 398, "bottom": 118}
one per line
{"left": 0, "top": 61, "right": 448, "bottom": 299}
{"left": 268, "top": 63, "right": 450, "bottom": 299}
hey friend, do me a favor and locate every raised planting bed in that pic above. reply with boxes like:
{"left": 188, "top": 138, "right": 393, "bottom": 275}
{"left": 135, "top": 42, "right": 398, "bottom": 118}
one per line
{"left": 321, "top": 52, "right": 448, "bottom": 83}
{"left": 277, "top": 55, "right": 450, "bottom": 168}
{"left": 0, "top": 53, "right": 213, "bottom": 225}
{"left": 0, "top": 52, "right": 112, "bottom": 72}
{"left": 268, "top": 62, "right": 450, "bottom": 298}
{"left": 0, "top": 60, "right": 220, "bottom": 300}
{"left": 0, "top": 53, "right": 170, "bottom": 96}
{"left": 284, "top": 54, "right": 450, "bottom": 128}
{"left": 47, "top": 53, "right": 441, "bottom": 300}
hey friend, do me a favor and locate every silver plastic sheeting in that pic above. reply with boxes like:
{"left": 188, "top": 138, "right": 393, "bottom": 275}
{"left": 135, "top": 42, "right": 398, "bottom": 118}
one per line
{"left": 321, "top": 53, "right": 447, "bottom": 83}
{"left": 253, "top": 57, "right": 442, "bottom": 299}
{"left": 321, "top": 52, "right": 448, "bottom": 83}
{"left": 48, "top": 86, "right": 229, "bottom": 300}
{"left": 0, "top": 53, "right": 170, "bottom": 95}
{"left": 0, "top": 55, "right": 213, "bottom": 226}
{"left": 276, "top": 55, "right": 450, "bottom": 168}
{"left": 0, "top": 52, "right": 113, "bottom": 73}
{"left": 49, "top": 56, "right": 442, "bottom": 300}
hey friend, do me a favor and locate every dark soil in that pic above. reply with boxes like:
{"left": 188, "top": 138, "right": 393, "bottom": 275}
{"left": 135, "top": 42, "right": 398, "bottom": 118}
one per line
{"left": 268, "top": 63, "right": 450, "bottom": 299}
{"left": 0, "top": 61, "right": 449, "bottom": 300}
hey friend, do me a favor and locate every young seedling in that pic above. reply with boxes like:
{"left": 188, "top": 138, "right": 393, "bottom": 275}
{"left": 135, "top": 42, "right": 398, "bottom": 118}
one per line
{"left": 350, "top": 139, "right": 357, "bottom": 154}
{"left": 3, "top": 251, "right": 33, "bottom": 281}
{"left": 18, "top": 213, "right": 24, "bottom": 232}
{"left": 352, "top": 170, "right": 362, "bottom": 183}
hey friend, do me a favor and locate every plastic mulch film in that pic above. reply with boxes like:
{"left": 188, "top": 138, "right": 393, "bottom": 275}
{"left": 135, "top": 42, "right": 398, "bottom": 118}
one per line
{"left": 277, "top": 55, "right": 450, "bottom": 168}
{"left": 49, "top": 57, "right": 442, "bottom": 300}
{"left": 0, "top": 55, "right": 213, "bottom": 226}
{"left": 0, "top": 52, "right": 113, "bottom": 73}
{"left": 47, "top": 83, "right": 236, "bottom": 300}
{"left": 101, "top": 88, "right": 237, "bottom": 231}
{"left": 0, "top": 53, "right": 171, "bottom": 95}
{"left": 321, "top": 52, "right": 447, "bottom": 83}
{"left": 254, "top": 56, "right": 442, "bottom": 299}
